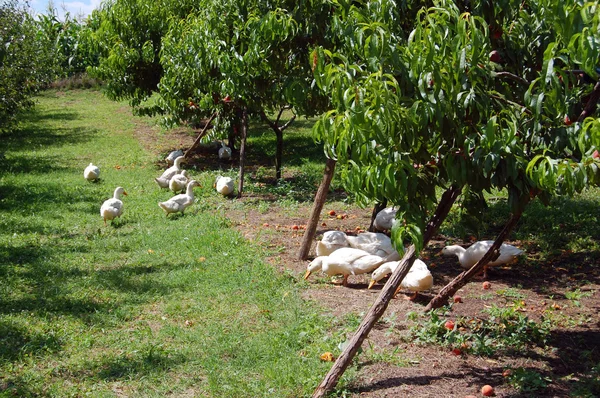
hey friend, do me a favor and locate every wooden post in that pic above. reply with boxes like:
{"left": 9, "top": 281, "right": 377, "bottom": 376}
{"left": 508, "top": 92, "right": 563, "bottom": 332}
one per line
{"left": 184, "top": 112, "right": 218, "bottom": 159}
{"left": 298, "top": 158, "right": 337, "bottom": 260}
{"left": 237, "top": 108, "right": 248, "bottom": 198}
{"left": 368, "top": 200, "right": 388, "bottom": 232}
{"left": 424, "top": 198, "right": 528, "bottom": 311}
{"left": 312, "top": 185, "right": 463, "bottom": 397}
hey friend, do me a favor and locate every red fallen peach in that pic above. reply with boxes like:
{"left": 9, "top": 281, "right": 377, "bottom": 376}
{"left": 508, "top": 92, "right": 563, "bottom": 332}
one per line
{"left": 328, "top": 210, "right": 336, "bottom": 216}
{"left": 444, "top": 320, "right": 455, "bottom": 330}
{"left": 454, "top": 296, "right": 463, "bottom": 303}
{"left": 291, "top": 225, "right": 299, "bottom": 230}
{"left": 451, "top": 348, "right": 462, "bottom": 356}
{"left": 482, "top": 281, "right": 491, "bottom": 289}
{"left": 481, "top": 385, "right": 494, "bottom": 396}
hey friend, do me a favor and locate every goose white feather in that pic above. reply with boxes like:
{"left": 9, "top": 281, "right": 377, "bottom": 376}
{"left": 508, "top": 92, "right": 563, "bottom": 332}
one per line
{"left": 346, "top": 232, "right": 397, "bottom": 258}
{"left": 169, "top": 170, "right": 189, "bottom": 193}
{"left": 158, "top": 180, "right": 199, "bottom": 215}
{"left": 442, "top": 240, "right": 523, "bottom": 278}
{"left": 373, "top": 207, "right": 397, "bottom": 231}
{"left": 316, "top": 230, "right": 349, "bottom": 257}
{"left": 215, "top": 176, "right": 234, "bottom": 196}
{"left": 304, "top": 247, "right": 385, "bottom": 286}
{"left": 165, "top": 149, "right": 184, "bottom": 166}
{"left": 156, "top": 156, "right": 185, "bottom": 188}
{"left": 83, "top": 163, "right": 100, "bottom": 181}
{"left": 218, "top": 142, "right": 232, "bottom": 160}
{"left": 369, "top": 259, "right": 433, "bottom": 300}
{"left": 100, "top": 187, "right": 127, "bottom": 225}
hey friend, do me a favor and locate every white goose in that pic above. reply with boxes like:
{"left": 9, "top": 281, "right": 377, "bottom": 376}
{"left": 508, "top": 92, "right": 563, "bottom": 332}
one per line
{"left": 165, "top": 149, "right": 184, "bottom": 166}
{"left": 169, "top": 170, "right": 189, "bottom": 193}
{"left": 100, "top": 187, "right": 127, "bottom": 225}
{"left": 215, "top": 176, "right": 234, "bottom": 196}
{"left": 155, "top": 156, "right": 185, "bottom": 188}
{"left": 158, "top": 180, "right": 200, "bottom": 215}
{"left": 346, "top": 232, "right": 398, "bottom": 258}
{"left": 369, "top": 259, "right": 433, "bottom": 300}
{"left": 218, "top": 142, "right": 232, "bottom": 160}
{"left": 373, "top": 207, "right": 397, "bottom": 232}
{"left": 316, "top": 230, "right": 349, "bottom": 257}
{"left": 304, "top": 248, "right": 385, "bottom": 287}
{"left": 83, "top": 163, "right": 100, "bottom": 181}
{"left": 442, "top": 240, "right": 523, "bottom": 278}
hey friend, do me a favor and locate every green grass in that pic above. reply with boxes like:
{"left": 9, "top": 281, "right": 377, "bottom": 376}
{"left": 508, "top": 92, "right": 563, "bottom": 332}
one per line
{"left": 0, "top": 90, "right": 344, "bottom": 397}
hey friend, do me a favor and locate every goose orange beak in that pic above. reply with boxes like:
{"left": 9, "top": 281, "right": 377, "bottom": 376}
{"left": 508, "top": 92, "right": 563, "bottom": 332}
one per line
{"left": 303, "top": 270, "right": 311, "bottom": 280}
{"left": 368, "top": 280, "right": 376, "bottom": 289}
{"left": 123, "top": 191, "right": 128, "bottom": 195}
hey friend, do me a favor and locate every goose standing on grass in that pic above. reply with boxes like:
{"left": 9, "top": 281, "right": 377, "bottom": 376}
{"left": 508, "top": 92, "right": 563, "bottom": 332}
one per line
{"left": 442, "top": 240, "right": 524, "bottom": 278}
{"left": 215, "top": 176, "right": 234, "bottom": 196}
{"left": 373, "top": 207, "right": 397, "bottom": 232}
{"left": 218, "top": 142, "right": 232, "bottom": 160}
{"left": 166, "top": 149, "right": 184, "bottom": 166}
{"left": 304, "top": 248, "right": 385, "bottom": 287}
{"left": 159, "top": 180, "right": 200, "bottom": 215}
{"left": 368, "top": 259, "right": 433, "bottom": 300}
{"left": 100, "top": 187, "right": 127, "bottom": 225}
{"left": 155, "top": 155, "right": 185, "bottom": 188}
{"left": 169, "top": 170, "right": 189, "bottom": 193}
{"left": 84, "top": 163, "right": 100, "bottom": 181}
{"left": 316, "top": 230, "right": 350, "bottom": 256}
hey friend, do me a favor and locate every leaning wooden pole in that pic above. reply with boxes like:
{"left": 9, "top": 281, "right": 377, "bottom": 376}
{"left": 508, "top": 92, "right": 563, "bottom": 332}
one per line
{"left": 424, "top": 195, "right": 530, "bottom": 311}
{"left": 298, "top": 158, "right": 337, "bottom": 260}
{"left": 237, "top": 108, "right": 248, "bottom": 198}
{"left": 184, "top": 112, "right": 218, "bottom": 159}
{"left": 312, "top": 185, "right": 463, "bottom": 397}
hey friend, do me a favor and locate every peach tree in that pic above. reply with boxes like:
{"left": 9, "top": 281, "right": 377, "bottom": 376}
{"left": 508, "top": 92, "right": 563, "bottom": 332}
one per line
{"left": 313, "top": 0, "right": 600, "bottom": 256}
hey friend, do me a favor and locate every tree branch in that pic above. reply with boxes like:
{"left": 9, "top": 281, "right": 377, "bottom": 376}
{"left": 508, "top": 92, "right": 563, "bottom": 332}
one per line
{"left": 493, "top": 71, "right": 529, "bottom": 85}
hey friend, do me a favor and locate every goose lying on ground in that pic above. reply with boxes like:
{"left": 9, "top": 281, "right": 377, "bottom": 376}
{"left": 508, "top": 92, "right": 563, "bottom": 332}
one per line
{"left": 442, "top": 240, "right": 523, "bottom": 278}
{"left": 316, "top": 230, "right": 350, "bottom": 257}
{"left": 156, "top": 156, "right": 185, "bottom": 188}
{"left": 215, "top": 176, "right": 234, "bottom": 196}
{"left": 304, "top": 248, "right": 385, "bottom": 287}
{"left": 84, "top": 163, "right": 100, "bottom": 181}
{"left": 346, "top": 232, "right": 397, "bottom": 258}
{"left": 158, "top": 180, "right": 200, "bottom": 215}
{"left": 100, "top": 187, "right": 127, "bottom": 225}
{"left": 166, "top": 149, "right": 184, "bottom": 166}
{"left": 368, "top": 259, "right": 433, "bottom": 300}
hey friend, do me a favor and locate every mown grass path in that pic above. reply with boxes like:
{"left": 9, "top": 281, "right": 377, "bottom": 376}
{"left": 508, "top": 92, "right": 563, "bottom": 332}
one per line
{"left": 0, "top": 90, "right": 336, "bottom": 397}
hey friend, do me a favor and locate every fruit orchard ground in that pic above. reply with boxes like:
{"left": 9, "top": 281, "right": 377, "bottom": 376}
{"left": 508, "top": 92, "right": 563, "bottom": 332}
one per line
{"left": 137, "top": 121, "right": 599, "bottom": 398}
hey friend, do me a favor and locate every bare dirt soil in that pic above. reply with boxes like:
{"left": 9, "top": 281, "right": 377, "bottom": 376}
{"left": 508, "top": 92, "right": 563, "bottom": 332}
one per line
{"left": 137, "top": 123, "right": 600, "bottom": 398}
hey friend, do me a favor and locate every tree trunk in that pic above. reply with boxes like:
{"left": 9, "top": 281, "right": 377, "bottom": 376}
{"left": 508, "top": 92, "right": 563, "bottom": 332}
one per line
{"left": 577, "top": 79, "right": 600, "bottom": 122}
{"left": 184, "top": 112, "right": 218, "bottom": 158}
{"left": 237, "top": 108, "right": 248, "bottom": 198}
{"left": 368, "top": 200, "right": 388, "bottom": 232}
{"left": 298, "top": 158, "right": 337, "bottom": 260}
{"left": 424, "top": 195, "right": 530, "bottom": 311}
{"left": 312, "top": 185, "right": 463, "bottom": 397}
{"left": 275, "top": 129, "right": 283, "bottom": 180}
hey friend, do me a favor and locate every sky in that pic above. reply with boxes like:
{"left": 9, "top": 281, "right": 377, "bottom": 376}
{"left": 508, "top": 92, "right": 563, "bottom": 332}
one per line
{"left": 27, "top": 0, "right": 101, "bottom": 21}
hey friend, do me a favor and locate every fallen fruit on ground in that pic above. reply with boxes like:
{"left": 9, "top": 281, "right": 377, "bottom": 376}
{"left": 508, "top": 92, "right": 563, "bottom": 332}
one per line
{"left": 328, "top": 210, "right": 336, "bottom": 216}
{"left": 502, "top": 369, "right": 512, "bottom": 377}
{"left": 451, "top": 348, "right": 462, "bottom": 356}
{"left": 482, "top": 281, "right": 491, "bottom": 289}
{"left": 320, "top": 352, "right": 334, "bottom": 362}
{"left": 444, "top": 320, "right": 455, "bottom": 330}
{"left": 291, "top": 225, "right": 299, "bottom": 230}
{"left": 481, "top": 385, "right": 494, "bottom": 396}
{"left": 454, "top": 295, "right": 463, "bottom": 303}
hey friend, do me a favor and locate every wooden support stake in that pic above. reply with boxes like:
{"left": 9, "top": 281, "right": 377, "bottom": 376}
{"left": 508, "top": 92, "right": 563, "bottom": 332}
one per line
{"left": 368, "top": 200, "right": 388, "bottom": 232}
{"left": 184, "top": 112, "right": 218, "bottom": 159}
{"left": 424, "top": 198, "right": 528, "bottom": 311}
{"left": 298, "top": 158, "right": 337, "bottom": 260}
{"left": 237, "top": 108, "right": 248, "bottom": 198}
{"left": 312, "top": 185, "right": 463, "bottom": 397}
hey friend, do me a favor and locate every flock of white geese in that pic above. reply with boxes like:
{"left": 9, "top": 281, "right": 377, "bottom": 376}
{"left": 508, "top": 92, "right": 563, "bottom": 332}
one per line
{"left": 304, "top": 209, "right": 524, "bottom": 300}
{"left": 85, "top": 147, "right": 235, "bottom": 225}
{"left": 86, "top": 154, "right": 523, "bottom": 299}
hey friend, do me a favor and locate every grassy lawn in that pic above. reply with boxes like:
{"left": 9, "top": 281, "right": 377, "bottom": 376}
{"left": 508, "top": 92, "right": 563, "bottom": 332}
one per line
{"left": 0, "top": 90, "right": 342, "bottom": 397}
